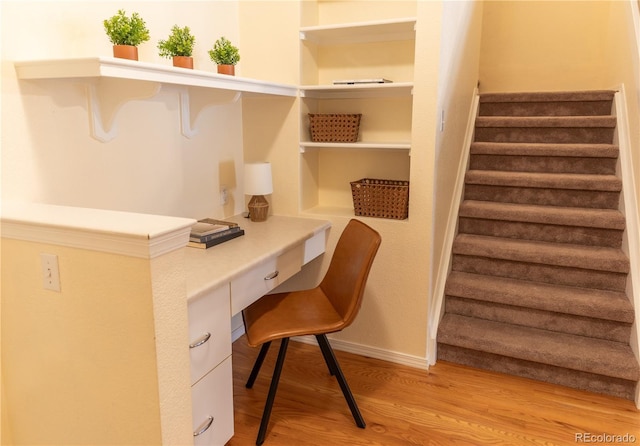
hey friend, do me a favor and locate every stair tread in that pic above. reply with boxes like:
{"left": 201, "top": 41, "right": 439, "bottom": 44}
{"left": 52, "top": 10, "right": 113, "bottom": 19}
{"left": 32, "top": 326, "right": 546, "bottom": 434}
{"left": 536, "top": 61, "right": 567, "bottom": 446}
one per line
{"left": 459, "top": 200, "right": 626, "bottom": 230}
{"left": 475, "top": 116, "right": 617, "bottom": 128}
{"left": 465, "top": 170, "right": 622, "bottom": 191}
{"left": 438, "top": 313, "right": 639, "bottom": 381}
{"left": 470, "top": 142, "right": 619, "bottom": 158}
{"left": 479, "top": 90, "right": 616, "bottom": 103}
{"left": 453, "top": 233, "right": 629, "bottom": 273}
{"left": 445, "top": 271, "right": 634, "bottom": 323}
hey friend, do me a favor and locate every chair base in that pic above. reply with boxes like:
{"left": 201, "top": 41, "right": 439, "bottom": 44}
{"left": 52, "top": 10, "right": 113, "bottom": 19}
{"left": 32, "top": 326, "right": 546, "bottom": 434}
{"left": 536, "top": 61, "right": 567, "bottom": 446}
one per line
{"left": 245, "top": 335, "right": 365, "bottom": 445}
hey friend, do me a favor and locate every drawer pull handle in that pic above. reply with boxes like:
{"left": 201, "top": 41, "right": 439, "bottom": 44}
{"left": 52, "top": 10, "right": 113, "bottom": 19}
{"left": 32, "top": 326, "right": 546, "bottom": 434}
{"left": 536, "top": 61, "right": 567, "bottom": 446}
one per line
{"left": 264, "top": 271, "right": 279, "bottom": 280}
{"left": 193, "top": 415, "right": 214, "bottom": 437}
{"left": 189, "top": 332, "right": 211, "bottom": 349}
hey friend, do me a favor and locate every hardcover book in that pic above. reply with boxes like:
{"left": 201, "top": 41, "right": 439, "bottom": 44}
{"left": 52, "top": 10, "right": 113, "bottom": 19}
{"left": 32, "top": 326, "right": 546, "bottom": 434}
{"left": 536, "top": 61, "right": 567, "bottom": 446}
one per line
{"left": 190, "top": 225, "right": 243, "bottom": 243}
{"left": 191, "top": 221, "right": 230, "bottom": 238}
{"left": 188, "top": 228, "right": 245, "bottom": 249}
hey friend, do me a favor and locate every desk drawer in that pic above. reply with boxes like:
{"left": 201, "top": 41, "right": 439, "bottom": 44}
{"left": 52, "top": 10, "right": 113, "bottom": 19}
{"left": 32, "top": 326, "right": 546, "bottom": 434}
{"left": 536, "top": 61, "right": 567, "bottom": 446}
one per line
{"left": 230, "top": 243, "right": 303, "bottom": 315}
{"left": 191, "top": 356, "right": 234, "bottom": 446}
{"left": 188, "top": 285, "right": 232, "bottom": 385}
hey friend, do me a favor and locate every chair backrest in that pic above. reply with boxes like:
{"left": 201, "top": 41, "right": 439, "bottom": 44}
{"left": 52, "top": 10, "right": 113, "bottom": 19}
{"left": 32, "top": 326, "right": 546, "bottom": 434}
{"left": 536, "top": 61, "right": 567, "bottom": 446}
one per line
{"left": 319, "top": 219, "right": 382, "bottom": 329}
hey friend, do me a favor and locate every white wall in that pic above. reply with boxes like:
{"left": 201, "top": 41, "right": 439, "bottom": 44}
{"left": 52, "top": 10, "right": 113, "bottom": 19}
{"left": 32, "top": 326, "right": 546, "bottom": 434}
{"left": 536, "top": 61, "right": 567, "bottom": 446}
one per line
{"left": 1, "top": 1, "right": 245, "bottom": 220}
{"left": 428, "top": 0, "right": 483, "bottom": 361}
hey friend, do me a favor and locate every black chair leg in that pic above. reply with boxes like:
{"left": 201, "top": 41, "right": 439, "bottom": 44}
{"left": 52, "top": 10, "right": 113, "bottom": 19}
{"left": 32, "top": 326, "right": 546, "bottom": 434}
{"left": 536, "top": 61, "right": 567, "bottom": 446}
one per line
{"left": 316, "top": 335, "right": 336, "bottom": 376}
{"left": 316, "top": 334, "right": 366, "bottom": 429}
{"left": 246, "top": 341, "right": 272, "bottom": 389}
{"left": 256, "top": 338, "right": 289, "bottom": 446}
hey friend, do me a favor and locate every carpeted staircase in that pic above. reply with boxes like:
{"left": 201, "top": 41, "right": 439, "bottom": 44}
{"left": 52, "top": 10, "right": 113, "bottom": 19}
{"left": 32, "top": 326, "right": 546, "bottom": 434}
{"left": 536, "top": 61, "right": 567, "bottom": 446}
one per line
{"left": 437, "top": 90, "right": 640, "bottom": 400}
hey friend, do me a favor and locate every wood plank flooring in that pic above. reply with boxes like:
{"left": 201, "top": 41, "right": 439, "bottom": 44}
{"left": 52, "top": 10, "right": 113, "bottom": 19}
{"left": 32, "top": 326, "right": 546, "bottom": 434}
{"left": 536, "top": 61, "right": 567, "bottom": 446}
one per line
{"left": 227, "top": 336, "right": 640, "bottom": 446}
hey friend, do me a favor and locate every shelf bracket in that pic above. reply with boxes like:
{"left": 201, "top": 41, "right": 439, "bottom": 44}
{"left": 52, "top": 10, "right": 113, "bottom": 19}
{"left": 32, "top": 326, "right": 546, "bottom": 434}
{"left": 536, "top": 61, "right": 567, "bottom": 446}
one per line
{"left": 175, "top": 86, "right": 242, "bottom": 139}
{"left": 85, "top": 78, "right": 161, "bottom": 143}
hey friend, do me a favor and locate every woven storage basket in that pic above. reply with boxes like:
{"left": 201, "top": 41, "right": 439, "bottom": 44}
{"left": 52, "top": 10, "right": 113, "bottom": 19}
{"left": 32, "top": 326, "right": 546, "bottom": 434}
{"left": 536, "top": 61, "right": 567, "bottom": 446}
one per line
{"left": 309, "top": 113, "right": 361, "bottom": 142}
{"left": 350, "top": 178, "right": 409, "bottom": 220}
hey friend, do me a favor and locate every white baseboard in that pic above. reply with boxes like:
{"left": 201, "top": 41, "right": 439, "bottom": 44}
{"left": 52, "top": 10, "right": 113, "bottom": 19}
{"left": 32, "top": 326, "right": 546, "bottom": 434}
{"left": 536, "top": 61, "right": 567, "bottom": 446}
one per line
{"left": 293, "top": 335, "right": 430, "bottom": 370}
{"left": 232, "top": 326, "right": 428, "bottom": 370}
{"left": 231, "top": 324, "right": 246, "bottom": 342}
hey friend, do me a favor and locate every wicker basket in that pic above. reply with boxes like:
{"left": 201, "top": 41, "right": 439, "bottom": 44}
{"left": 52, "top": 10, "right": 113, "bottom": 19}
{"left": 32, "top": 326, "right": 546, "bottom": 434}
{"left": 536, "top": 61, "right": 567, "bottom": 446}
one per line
{"left": 309, "top": 113, "right": 361, "bottom": 142}
{"left": 350, "top": 178, "right": 409, "bottom": 220}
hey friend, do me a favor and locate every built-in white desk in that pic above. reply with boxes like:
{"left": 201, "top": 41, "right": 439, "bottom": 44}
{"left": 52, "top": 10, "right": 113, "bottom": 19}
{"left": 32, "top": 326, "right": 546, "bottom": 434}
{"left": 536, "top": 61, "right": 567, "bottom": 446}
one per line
{"left": 1, "top": 203, "right": 330, "bottom": 446}
{"left": 184, "top": 215, "right": 331, "bottom": 445}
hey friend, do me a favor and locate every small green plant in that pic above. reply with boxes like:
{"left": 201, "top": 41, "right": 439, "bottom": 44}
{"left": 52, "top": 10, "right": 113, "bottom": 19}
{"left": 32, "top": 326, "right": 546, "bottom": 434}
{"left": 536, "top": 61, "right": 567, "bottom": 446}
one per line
{"left": 208, "top": 37, "right": 240, "bottom": 65}
{"left": 157, "top": 25, "right": 196, "bottom": 58}
{"left": 103, "top": 10, "right": 150, "bottom": 46}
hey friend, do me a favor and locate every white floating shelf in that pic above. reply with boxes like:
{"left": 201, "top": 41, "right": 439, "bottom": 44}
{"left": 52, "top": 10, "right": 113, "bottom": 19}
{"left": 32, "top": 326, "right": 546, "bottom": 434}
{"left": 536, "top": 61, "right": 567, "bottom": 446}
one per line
{"left": 14, "top": 57, "right": 298, "bottom": 97}
{"left": 300, "top": 17, "right": 417, "bottom": 45}
{"left": 14, "top": 57, "right": 298, "bottom": 142}
{"left": 299, "top": 141, "right": 411, "bottom": 153}
{"left": 300, "top": 82, "right": 413, "bottom": 99}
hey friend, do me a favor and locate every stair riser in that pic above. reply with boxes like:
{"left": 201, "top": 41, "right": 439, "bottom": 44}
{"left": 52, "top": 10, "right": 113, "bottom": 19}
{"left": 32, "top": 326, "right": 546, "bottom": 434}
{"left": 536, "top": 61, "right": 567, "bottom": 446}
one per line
{"left": 474, "top": 127, "right": 614, "bottom": 144}
{"left": 469, "top": 154, "right": 617, "bottom": 175}
{"left": 445, "top": 297, "right": 631, "bottom": 343}
{"left": 464, "top": 185, "right": 620, "bottom": 209}
{"left": 458, "top": 217, "right": 623, "bottom": 248}
{"left": 479, "top": 101, "right": 612, "bottom": 117}
{"left": 437, "top": 344, "right": 636, "bottom": 400}
{"left": 452, "top": 254, "right": 628, "bottom": 291}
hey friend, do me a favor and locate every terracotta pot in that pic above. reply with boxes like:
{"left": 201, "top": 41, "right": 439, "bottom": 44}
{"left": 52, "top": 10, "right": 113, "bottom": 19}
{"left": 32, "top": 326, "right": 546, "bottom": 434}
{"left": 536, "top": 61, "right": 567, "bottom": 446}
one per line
{"left": 217, "top": 64, "right": 235, "bottom": 76}
{"left": 113, "top": 45, "right": 138, "bottom": 61}
{"left": 173, "top": 56, "right": 194, "bottom": 69}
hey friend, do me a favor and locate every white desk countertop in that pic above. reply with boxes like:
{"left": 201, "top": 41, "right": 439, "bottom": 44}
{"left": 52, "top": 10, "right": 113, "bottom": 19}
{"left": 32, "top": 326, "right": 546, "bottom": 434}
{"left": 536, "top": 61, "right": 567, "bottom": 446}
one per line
{"left": 185, "top": 215, "right": 331, "bottom": 300}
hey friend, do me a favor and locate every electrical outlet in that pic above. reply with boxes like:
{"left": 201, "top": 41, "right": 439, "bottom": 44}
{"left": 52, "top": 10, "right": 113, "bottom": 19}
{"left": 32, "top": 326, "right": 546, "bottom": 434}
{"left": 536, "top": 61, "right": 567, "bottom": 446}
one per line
{"left": 40, "top": 253, "right": 61, "bottom": 292}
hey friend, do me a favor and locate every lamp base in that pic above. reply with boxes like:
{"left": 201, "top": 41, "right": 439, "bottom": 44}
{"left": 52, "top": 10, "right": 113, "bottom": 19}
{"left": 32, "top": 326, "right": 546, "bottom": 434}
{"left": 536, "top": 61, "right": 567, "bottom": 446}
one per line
{"left": 248, "top": 195, "right": 269, "bottom": 222}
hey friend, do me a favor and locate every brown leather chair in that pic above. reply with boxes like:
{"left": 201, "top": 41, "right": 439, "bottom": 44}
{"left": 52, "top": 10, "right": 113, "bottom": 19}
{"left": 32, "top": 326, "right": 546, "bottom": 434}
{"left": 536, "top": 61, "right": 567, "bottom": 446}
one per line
{"left": 242, "top": 219, "right": 382, "bottom": 445}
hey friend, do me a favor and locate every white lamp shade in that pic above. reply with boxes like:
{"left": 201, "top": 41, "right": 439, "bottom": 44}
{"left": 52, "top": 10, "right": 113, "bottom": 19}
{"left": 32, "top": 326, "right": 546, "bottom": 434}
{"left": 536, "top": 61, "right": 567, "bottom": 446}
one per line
{"left": 244, "top": 162, "right": 273, "bottom": 196}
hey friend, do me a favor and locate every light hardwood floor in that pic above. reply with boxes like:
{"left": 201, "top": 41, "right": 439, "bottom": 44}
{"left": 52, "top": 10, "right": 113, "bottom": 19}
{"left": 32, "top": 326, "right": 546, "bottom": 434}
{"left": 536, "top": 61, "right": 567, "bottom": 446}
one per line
{"left": 228, "top": 336, "right": 640, "bottom": 446}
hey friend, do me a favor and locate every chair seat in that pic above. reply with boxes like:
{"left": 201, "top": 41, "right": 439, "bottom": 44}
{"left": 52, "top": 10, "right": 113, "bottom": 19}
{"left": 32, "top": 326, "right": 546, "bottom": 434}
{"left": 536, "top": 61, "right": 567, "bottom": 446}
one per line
{"left": 243, "top": 287, "right": 345, "bottom": 347}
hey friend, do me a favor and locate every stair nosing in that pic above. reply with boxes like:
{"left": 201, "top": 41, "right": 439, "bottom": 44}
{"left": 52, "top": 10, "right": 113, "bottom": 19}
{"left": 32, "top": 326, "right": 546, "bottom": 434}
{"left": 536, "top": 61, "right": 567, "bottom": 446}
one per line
{"left": 458, "top": 200, "right": 626, "bottom": 230}
{"left": 438, "top": 314, "right": 639, "bottom": 381}
{"left": 479, "top": 90, "right": 616, "bottom": 103}
{"left": 475, "top": 116, "right": 617, "bottom": 128}
{"left": 465, "top": 170, "right": 622, "bottom": 191}
{"left": 469, "top": 142, "right": 619, "bottom": 158}
{"left": 452, "top": 233, "right": 630, "bottom": 273}
{"left": 445, "top": 271, "right": 634, "bottom": 323}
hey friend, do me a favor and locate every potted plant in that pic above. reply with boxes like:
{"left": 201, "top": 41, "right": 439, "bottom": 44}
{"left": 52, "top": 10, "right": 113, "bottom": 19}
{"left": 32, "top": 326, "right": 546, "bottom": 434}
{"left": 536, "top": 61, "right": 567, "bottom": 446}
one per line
{"left": 103, "top": 9, "right": 150, "bottom": 61}
{"left": 158, "top": 25, "right": 196, "bottom": 69}
{"left": 208, "top": 37, "right": 240, "bottom": 75}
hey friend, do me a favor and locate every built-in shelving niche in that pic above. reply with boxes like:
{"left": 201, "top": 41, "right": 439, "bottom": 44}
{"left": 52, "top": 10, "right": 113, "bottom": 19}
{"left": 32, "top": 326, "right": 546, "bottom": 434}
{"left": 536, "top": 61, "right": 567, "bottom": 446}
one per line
{"left": 14, "top": 57, "right": 297, "bottom": 142}
{"left": 298, "top": 17, "right": 416, "bottom": 218}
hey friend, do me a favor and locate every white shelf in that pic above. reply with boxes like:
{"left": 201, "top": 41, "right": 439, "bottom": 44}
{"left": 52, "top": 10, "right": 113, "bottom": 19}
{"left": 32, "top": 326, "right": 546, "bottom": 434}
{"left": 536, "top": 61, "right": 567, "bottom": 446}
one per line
{"left": 14, "top": 57, "right": 298, "bottom": 97}
{"left": 301, "top": 205, "right": 356, "bottom": 218}
{"left": 300, "top": 17, "right": 416, "bottom": 45}
{"left": 14, "top": 57, "right": 298, "bottom": 142}
{"left": 300, "top": 82, "right": 413, "bottom": 99}
{"left": 299, "top": 141, "right": 411, "bottom": 153}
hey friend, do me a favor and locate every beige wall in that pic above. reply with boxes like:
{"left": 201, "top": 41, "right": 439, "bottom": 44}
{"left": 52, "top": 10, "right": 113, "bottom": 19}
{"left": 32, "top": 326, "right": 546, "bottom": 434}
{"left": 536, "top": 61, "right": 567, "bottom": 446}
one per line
{"left": 238, "top": 1, "right": 301, "bottom": 216}
{"left": 479, "top": 1, "right": 611, "bottom": 92}
{"left": 429, "top": 1, "right": 484, "bottom": 356}
{"left": 2, "top": 239, "right": 163, "bottom": 444}
{"left": 1, "top": 1, "right": 245, "bottom": 220}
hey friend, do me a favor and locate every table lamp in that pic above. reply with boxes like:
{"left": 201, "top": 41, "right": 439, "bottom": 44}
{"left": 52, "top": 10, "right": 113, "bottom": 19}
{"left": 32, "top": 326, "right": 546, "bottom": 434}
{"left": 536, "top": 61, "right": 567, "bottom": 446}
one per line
{"left": 244, "top": 162, "right": 273, "bottom": 222}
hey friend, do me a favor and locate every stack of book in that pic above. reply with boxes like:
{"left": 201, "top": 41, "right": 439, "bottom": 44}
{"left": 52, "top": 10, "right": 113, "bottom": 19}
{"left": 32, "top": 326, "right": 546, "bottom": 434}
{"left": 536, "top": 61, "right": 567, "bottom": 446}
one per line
{"left": 188, "top": 218, "right": 244, "bottom": 249}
